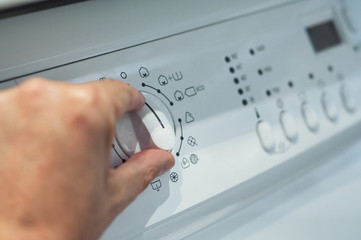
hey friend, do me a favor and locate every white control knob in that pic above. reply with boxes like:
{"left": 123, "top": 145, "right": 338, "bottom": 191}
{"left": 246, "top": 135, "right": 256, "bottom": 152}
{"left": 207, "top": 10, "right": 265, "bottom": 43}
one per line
{"left": 302, "top": 102, "right": 319, "bottom": 132}
{"left": 321, "top": 93, "right": 338, "bottom": 122}
{"left": 115, "top": 92, "right": 175, "bottom": 157}
{"left": 257, "top": 121, "right": 275, "bottom": 152}
{"left": 340, "top": 84, "right": 356, "bottom": 113}
{"left": 280, "top": 111, "right": 298, "bottom": 141}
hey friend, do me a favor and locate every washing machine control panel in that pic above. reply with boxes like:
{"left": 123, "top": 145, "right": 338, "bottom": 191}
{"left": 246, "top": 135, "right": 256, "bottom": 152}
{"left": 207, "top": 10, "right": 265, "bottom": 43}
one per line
{"left": 3, "top": 0, "right": 361, "bottom": 239}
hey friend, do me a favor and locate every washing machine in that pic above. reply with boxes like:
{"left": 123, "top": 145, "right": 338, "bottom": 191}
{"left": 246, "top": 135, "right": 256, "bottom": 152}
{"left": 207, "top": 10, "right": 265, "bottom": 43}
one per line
{"left": 1, "top": 0, "right": 361, "bottom": 239}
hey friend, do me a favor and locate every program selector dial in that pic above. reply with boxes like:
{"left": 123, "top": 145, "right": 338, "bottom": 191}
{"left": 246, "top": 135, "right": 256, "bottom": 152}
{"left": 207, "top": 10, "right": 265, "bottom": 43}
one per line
{"left": 115, "top": 92, "right": 176, "bottom": 157}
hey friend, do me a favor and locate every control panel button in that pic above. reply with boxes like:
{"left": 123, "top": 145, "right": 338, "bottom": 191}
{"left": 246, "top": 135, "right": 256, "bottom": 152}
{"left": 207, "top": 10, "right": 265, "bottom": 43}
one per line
{"left": 321, "top": 93, "right": 338, "bottom": 122}
{"left": 340, "top": 85, "right": 356, "bottom": 113}
{"left": 115, "top": 92, "right": 175, "bottom": 157}
{"left": 257, "top": 121, "right": 275, "bottom": 152}
{"left": 302, "top": 102, "right": 319, "bottom": 132}
{"left": 280, "top": 111, "right": 298, "bottom": 141}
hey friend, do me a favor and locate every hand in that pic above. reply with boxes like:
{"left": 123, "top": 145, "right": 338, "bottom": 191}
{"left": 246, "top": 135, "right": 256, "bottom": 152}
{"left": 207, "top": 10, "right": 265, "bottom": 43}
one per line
{"left": 0, "top": 78, "right": 174, "bottom": 240}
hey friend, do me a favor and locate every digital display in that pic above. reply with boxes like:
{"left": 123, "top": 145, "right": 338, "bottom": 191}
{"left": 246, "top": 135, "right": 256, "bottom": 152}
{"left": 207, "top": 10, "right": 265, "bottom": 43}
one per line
{"left": 307, "top": 21, "right": 342, "bottom": 53}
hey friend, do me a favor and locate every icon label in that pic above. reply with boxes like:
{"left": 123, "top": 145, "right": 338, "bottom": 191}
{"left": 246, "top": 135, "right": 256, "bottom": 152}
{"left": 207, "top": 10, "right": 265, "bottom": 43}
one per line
{"left": 158, "top": 75, "right": 168, "bottom": 86}
{"left": 190, "top": 154, "right": 199, "bottom": 164}
{"left": 168, "top": 71, "right": 183, "bottom": 81}
{"left": 256, "top": 45, "right": 266, "bottom": 52}
{"left": 181, "top": 158, "right": 190, "bottom": 169}
{"left": 187, "top": 136, "right": 198, "bottom": 147}
{"left": 170, "top": 172, "right": 179, "bottom": 182}
{"left": 264, "top": 66, "right": 272, "bottom": 73}
{"left": 174, "top": 90, "right": 184, "bottom": 101}
{"left": 120, "top": 72, "right": 127, "bottom": 79}
{"left": 196, "top": 85, "right": 206, "bottom": 92}
{"left": 185, "top": 112, "right": 195, "bottom": 123}
{"left": 185, "top": 87, "right": 197, "bottom": 97}
{"left": 139, "top": 67, "right": 149, "bottom": 78}
{"left": 151, "top": 179, "right": 162, "bottom": 191}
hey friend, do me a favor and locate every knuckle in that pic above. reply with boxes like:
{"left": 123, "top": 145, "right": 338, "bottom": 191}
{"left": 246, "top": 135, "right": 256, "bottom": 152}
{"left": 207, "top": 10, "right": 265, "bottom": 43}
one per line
{"left": 66, "top": 87, "right": 105, "bottom": 130}
{"left": 70, "top": 86, "right": 103, "bottom": 109}
{"left": 69, "top": 109, "right": 94, "bottom": 130}
{"left": 20, "top": 77, "right": 50, "bottom": 98}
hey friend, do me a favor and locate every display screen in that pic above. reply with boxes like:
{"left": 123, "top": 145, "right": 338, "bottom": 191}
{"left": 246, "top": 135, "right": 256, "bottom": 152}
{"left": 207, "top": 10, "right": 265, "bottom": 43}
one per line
{"left": 307, "top": 21, "right": 342, "bottom": 53}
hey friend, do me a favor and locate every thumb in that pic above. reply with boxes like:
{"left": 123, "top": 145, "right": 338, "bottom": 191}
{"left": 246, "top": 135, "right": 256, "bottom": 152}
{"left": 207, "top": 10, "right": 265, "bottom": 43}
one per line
{"left": 108, "top": 149, "right": 174, "bottom": 212}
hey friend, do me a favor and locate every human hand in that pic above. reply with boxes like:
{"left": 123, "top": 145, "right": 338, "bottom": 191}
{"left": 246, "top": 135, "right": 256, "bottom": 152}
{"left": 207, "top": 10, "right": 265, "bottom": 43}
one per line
{"left": 0, "top": 78, "right": 174, "bottom": 240}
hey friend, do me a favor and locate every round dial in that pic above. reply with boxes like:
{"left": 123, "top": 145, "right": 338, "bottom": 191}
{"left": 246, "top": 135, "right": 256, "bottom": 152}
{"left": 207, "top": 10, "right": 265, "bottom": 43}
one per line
{"left": 115, "top": 92, "right": 176, "bottom": 157}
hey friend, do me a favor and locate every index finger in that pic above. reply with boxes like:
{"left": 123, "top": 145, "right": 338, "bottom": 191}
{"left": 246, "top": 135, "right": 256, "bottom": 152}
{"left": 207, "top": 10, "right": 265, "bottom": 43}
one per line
{"left": 81, "top": 79, "right": 145, "bottom": 118}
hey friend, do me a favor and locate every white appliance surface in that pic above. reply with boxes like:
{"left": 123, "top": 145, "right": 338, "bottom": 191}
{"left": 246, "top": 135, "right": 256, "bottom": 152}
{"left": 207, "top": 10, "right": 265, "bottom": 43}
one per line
{"left": 1, "top": 0, "right": 361, "bottom": 239}
{"left": 187, "top": 136, "right": 361, "bottom": 239}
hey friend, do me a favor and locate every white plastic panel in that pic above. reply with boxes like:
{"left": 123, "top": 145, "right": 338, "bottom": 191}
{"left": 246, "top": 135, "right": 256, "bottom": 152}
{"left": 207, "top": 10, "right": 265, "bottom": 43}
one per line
{"left": 0, "top": 0, "right": 297, "bottom": 81}
{"left": 3, "top": 0, "right": 361, "bottom": 239}
{"left": 186, "top": 133, "right": 361, "bottom": 240}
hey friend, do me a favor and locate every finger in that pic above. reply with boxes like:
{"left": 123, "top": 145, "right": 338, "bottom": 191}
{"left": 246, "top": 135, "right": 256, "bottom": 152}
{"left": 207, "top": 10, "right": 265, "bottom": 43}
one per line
{"left": 36, "top": 78, "right": 144, "bottom": 117}
{"left": 18, "top": 78, "right": 145, "bottom": 118}
{"left": 82, "top": 79, "right": 145, "bottom": 118}
{"left": 108, "top": 149, "right": 174, "bottom": 210}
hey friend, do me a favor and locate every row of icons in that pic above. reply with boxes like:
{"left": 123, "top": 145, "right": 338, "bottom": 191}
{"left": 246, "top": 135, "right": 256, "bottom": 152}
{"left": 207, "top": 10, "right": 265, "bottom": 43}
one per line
{"left": 139, "top": 67, "right": 184, "bottom": 86}
{"left": 150, "top": 171, "right": 180, "bottom": 192}
{"left": 150, "top": 153, "right": 200, "bottom": 191}
{"left": 101, "top": 67, "right": 183, "bottom": 85}
{"left": 181, "top": 154, "right": 199, "bottom": 169}
{"left": 174, "top": 85, "right": 205, "bottom": 101}
{"left": 102, "top": 67, "right": 207, "bottom": 102}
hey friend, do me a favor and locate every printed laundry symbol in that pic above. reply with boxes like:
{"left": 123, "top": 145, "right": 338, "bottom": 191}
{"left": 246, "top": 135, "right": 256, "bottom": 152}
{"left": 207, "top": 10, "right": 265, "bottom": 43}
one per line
{"left": 158, "top": 75, "right": 168, "bottom": 86}
{"left": 185, "top": 86, "right": 197, "bottom": 97}
{"left": 181, "top": 158, "right": 190, "bottom": 169}
{"left": 187, "top": 136, "right": 198, "bottom": 147}
{"left": 170, "top": 172, "right": 179, "bottom": 182}
{"left": 168, "top": 71, "right": 183, "bottom": 81}
{"left": 151, "top": 179, "right": 162, "bottom": 191}
{"left": 185, "top": 112, "right": 195, "bottom": 123}
{"left": 174, "top": 90, "right": 184, "bottom": 101}
{"left": 120, "top": 72, "right": 127, "bottom": 79}
{"left": 190, "top": 154, "right": 199, "bottom": 164}
{"left": 139, "top": 67, "right": 150, "bottom": 78}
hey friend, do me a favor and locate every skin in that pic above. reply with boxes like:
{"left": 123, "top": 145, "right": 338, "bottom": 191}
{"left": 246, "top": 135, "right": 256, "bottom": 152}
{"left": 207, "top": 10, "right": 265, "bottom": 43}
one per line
{"left": 0, "top": 78, "right": 175, "bottom": 240}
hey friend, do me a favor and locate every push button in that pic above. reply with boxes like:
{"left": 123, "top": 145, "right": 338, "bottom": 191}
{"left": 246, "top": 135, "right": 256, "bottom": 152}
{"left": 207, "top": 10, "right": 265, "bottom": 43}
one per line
{"left": 280, "top": 111, "right": 298, "bottom": 141}
{"left": 257, "top": 121, "right": 275, "bottom": 152}
{"left": 321, "top": 93, "right": 338, "bottom": 122}
{"left": 340, "top": 85, "right": 356, "bottom": 113}
{"left": 302, "top": 102, "right": 319, "bottom": 132}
